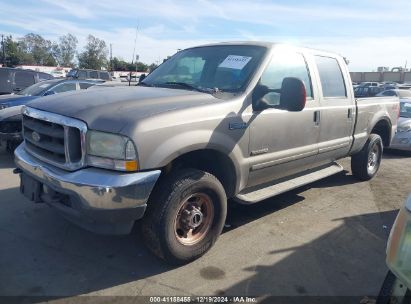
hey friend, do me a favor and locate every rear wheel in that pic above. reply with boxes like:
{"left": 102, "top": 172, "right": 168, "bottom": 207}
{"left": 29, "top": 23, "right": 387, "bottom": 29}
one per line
{"left": 351, "top": 133, "right": 383, "bottom": 181}
{"left": 141, "top": 169, "right": 227, "bottom": 265}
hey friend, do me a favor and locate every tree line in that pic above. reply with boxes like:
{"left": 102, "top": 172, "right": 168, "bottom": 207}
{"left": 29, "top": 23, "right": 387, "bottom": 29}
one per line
{"left": 0, "top": 33, "right": 157, "bottom": 71}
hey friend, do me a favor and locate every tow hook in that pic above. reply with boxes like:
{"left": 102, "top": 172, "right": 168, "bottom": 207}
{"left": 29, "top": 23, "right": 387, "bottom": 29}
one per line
{"left": 13, "top": 168, "right": 22, "bottom": 174}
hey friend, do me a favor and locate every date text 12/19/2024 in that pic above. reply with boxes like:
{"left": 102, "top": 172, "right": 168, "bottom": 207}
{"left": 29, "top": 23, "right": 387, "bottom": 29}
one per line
{"left": 149, "top": 296, "right": 257, "bottom": 303}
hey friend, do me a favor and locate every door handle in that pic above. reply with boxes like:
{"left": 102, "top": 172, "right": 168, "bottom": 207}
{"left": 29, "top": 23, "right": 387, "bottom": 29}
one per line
{"left": 348, "top": 108, "right": 353, "bottom": 119}
{"left": 314, "top": 110, "right": 321, "bottom": 125}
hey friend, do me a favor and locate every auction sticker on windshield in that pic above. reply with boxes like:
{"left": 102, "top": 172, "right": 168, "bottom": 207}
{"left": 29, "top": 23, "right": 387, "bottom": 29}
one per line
{"left": 219, "top": 55, "right": 252, "bottom": 70}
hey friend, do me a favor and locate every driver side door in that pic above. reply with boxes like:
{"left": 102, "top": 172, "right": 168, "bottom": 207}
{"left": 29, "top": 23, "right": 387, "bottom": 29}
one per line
{"left": 247, "top": 50, "right": 321, "bottom": 187}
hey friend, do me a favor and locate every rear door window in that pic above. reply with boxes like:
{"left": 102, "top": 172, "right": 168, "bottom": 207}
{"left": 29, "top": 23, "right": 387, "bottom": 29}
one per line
{"left": 315, "top": 56, "right": 347, "bottom": 98}
{"left": 14, "top": 71, "right": 35, "bottom": 90}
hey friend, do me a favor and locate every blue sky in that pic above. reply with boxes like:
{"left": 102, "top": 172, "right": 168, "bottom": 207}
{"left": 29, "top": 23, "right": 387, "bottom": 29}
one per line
{"left": 1, "top": 0, "right": 410, "bottom": 71}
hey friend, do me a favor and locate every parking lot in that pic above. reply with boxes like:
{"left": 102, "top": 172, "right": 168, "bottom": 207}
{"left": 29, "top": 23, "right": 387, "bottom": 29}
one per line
{"left": 0, "top": 144, "right": 410, "bottom": 300}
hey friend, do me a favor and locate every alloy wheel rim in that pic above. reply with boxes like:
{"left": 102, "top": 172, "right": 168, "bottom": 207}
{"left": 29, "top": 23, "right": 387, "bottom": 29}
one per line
{"left": 367, "top": 143, "right": 380, "bottom": 174}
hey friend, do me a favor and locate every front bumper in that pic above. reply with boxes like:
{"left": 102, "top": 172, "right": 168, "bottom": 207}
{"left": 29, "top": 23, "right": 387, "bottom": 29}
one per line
{"left": 14, "top": 144, "right": 161, "bottom": 234}
{"left": 390, "top": 132, "right": 411, "bottom": 151}
{"left": 387, "top": 194, "right": 411, "bottom": 289}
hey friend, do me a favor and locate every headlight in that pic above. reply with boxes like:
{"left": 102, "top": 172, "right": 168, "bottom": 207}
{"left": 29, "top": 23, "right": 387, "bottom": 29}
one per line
{"left": 86, "top": 130, "right": 138, "bottom": 171}
{"left": 397, "top": 124, "right": 411, "bottom": 133}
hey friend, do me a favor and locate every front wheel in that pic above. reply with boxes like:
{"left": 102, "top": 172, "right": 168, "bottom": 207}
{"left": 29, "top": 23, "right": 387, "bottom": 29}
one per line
{"left": 351, "top": 133, "right": 383, "bottom": 181}
{"left": 141, "top": 169, "right": 227, "bottom": 265}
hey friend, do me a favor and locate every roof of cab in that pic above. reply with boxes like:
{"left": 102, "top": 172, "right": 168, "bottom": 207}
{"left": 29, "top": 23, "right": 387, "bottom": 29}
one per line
{"left": 186, "top": 41, "right": 345, "bottom": 60}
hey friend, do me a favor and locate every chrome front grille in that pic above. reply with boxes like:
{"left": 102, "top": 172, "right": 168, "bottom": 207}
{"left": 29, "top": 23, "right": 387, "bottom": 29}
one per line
{"left": 22, "top": 107, "right": 87, "bottom": 171}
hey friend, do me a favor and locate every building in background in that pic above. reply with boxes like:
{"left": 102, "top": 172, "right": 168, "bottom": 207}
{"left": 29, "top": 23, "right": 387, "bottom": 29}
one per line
{"left": 15, "top": 65, "right": 71, "bottom": 78}
{"left": 111, "top": 71, "right": 147, "bottom": 82}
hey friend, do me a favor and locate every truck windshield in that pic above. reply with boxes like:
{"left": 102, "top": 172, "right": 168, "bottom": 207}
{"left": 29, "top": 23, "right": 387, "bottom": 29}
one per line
{"left": 17, "top": 80, "right": 58, "bottom": 96}
{"left": 400, "top": 101, "right": 411, "bottom": 118}
{"left": 141, "top": 45, "right": 267, "bottom": 94}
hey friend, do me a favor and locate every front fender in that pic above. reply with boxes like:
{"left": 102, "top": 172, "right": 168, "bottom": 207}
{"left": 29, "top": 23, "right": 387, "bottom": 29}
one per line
{"left": 142, "top": 129, "right": 248, "bottom": 192}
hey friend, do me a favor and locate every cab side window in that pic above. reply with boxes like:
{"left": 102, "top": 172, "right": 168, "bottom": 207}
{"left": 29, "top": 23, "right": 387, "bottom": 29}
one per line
{"left": 259, "top": 51, "right": 313, "bottom": 106}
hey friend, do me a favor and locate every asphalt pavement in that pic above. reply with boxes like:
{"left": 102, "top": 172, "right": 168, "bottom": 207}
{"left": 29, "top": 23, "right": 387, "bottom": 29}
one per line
{"left": 0, "top": 144, "right": 410, "bottom": 302}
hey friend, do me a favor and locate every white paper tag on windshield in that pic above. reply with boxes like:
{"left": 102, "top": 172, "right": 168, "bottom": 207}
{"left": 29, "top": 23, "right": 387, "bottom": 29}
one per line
{"left": 218, "top": 55, "right": 252, "bottom": 70}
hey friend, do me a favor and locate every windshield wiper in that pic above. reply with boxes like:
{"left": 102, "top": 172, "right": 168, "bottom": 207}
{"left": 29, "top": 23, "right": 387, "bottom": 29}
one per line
{"left": 137, "top": 82, "right": 153, "bottom": 87}
{"left": 159, "top": 82, "right": 215, "bottom": 94}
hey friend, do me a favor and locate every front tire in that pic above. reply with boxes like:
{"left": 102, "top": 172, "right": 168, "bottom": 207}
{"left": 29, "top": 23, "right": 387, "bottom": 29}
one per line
{"left": 141, "top": 169, "right": 227, "bottom": 265}
{"left": 351, "top": 133, "right": 383, "bottom": 181}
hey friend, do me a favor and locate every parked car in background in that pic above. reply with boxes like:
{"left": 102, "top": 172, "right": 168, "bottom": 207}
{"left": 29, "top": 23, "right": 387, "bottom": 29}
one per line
{"left": 0, "top": 106, "right": 24, "bottom": 151}
{"left": 0, "top": 68, "right": 53, "bottom": 95}
{"left": 389, "top": 99, "right": 411, "bottom": 152}
{"left": 66, "top": 69, "right": 111, "bottom": 81}
{"left": 378, "top": 194, "right": 411, "bottom": 303}
{"left": 380, "top": 82, "right": 399, "bottom": 90}
{"left": 354, "top": 86, "right": 384, "bottom": 97}
{"left": 50, "top": 70, "right": 66, "bottom": 78}
{"left": 0, "top": 79, "right": 99, "bottom": 151}
{"left": 376, "top": 89, "right": 411, "bottom": 99}
{"left": 14, "top": 42, "right": 399, "bottom": 264}
{"left": 359, "top": 81, "right": 381, "bottom": 87}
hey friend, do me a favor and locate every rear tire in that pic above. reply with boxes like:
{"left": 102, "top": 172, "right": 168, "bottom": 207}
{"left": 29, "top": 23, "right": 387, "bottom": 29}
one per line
{"left": 351, "top": 133, "right": 383, "bottom": 181}
{"left": 141, "top": 169, "right": 227, "bottom": 265}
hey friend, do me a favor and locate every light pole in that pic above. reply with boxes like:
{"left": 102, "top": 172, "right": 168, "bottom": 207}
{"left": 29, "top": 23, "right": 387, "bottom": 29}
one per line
{"left": 1, "top": 34, "right": 5, "bottom": 67}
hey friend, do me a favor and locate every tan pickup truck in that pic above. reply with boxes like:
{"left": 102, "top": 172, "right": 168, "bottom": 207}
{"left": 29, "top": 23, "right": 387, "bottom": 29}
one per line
{"left": 14, "top": 42, "right": 399, "bottom": 264}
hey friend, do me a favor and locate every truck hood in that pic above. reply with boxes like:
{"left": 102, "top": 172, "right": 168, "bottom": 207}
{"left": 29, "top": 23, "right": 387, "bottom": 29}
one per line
{"left": 27, "top": 86, "right": 218, "bottom": 133}
{"left": 0, "top": 94, "right": 39, "bottom": 107}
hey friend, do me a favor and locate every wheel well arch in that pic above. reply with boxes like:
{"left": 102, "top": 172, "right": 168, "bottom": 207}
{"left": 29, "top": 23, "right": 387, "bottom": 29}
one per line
{"left": 162, "top": 149, "right": 238, "bottom": 198}
{"left": 370, "top": 118, "right": 391, "bottom": 147}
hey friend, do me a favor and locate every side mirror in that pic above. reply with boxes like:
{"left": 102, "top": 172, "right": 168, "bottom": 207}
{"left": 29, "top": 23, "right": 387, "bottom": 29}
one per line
{"left": 44, "top": 90, "right": 55, "bottom": 96}
{"left": 139, "top": 74, "right": 146, "bottom": 82}
{"left": 252, "top": 77, "right": 306, "bottom": 112}
{"left": 279, "top": 77, "right": 306, "bottom": 112}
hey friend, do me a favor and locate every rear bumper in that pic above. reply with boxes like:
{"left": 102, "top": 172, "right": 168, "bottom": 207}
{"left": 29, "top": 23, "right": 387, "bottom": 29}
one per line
{"left": 14, "top": 144, "right": 161, "bottom": 234}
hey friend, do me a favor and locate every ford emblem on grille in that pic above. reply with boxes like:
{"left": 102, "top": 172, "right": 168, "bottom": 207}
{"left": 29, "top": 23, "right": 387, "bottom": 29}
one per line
{"left": 32, "top": 131, "right": 41, "bottom": 142}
